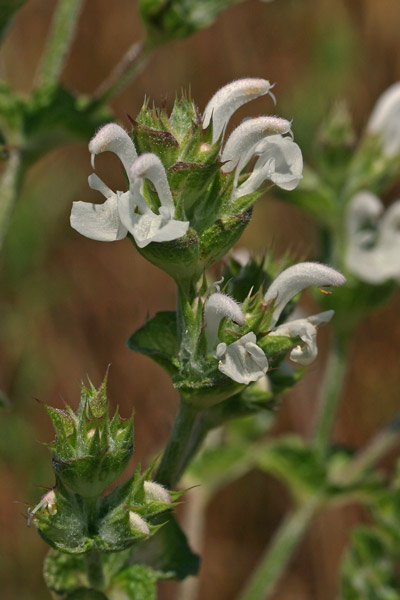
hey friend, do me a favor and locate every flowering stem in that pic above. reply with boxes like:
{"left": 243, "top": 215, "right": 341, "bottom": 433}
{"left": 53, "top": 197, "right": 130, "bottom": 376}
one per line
{"left": 35, "top": 0, "right": 84, "bottom": 90}
{"left": 92, "top": 41, "right": 151, "bottom": 105}
{"left": 84, "top": 551, "right": 105, "bottom": 591}
{"left": 312, "top": 333, "right": 349, "bottom": 457}
{"left": 0, "top": 149, "right": 24, "bottom": 249}
{"left": 337, "top": 413, "right": 400, "bottom": 484}
{"left": 238, "top": 498, "right": 321, "bottom": 600}
{"left": 155, "top": 399, "right": 199, "bottom": 488}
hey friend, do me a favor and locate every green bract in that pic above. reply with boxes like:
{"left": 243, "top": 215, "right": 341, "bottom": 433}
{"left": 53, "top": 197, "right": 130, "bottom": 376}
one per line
{"left": 45, "top": 377, "right": 133, "bottom": 498}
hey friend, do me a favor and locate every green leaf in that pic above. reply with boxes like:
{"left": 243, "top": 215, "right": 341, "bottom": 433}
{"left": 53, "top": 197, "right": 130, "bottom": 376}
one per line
{"left": 130, "top": 513, "right": 200, "bottom": 580}
{"left": 0, "top": 0, "right": 27, "bottom": 42}
{"left": 139, "top": 0, "right": 247, "bottom": 46}
{"left": 110, "top": 564, "right": 159, "bottom": 600}
{"left": 127, "top": 311, "right": 179, "bottom": 375}
{"left": 22, "top": 87, "right": 110, "bottom": 165}
{"left": 256, "top": 435, "right": 326, "bottom": 501}
{"left": 44, "top": 549, "right": 88, "bottom": 595}
{"left": 188, "top": 443, "right": 253, "bottom": 491}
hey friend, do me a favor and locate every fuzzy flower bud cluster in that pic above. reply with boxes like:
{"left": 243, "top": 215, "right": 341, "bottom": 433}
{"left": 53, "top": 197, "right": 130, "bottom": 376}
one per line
{"left": 30, "top": 378, "right": 174, "bottom": 554}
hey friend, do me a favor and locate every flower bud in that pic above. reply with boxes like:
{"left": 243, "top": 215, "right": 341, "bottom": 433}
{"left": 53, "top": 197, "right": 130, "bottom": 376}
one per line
{"left": 45, "top": 375, "right": 133, "bottom": 498}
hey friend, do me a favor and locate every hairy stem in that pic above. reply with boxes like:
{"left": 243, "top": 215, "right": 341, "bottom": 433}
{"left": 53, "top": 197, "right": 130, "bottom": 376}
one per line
{"left": 337, "top": 415, "right": 400, "bottom": 485}
{"left": 312, "top": 333, "right": 349, "bottom": 457}
{"left": 93, "top": 41, "right": 151, "bottom": 105}
{"left": 35, "top": 0, "right": 84, "bottom": 89}
{"left": 238, "top": 498, "right": 321, "bottom": 600}
{"left": 0, "top": 150, "right": 24, "bottom": 249}
{"left": 155, "top": 400, "right": 199, "bottom": 488}
{"left": 84, "top": 551, "right": 105, "bottom": 591}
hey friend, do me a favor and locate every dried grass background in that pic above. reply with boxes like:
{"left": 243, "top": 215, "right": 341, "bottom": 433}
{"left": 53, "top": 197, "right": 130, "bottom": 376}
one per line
{"left": 1, "top": 0, "right": 400, "bottom": 598}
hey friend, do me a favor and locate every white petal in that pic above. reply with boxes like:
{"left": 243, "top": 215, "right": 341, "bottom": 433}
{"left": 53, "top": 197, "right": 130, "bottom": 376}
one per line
{"left": 231, "top": 248, "right": 251, "bottom": 266}
{"left": 221, "top": 117, "right": 292, "bottom": 175}
{"left": 88, "top": 173, "right": 114, "bottom": 198}
{"left": 346, "top": 191, "right": 383, "bottom": 241}
{"left": 367, "top": 82, "right": 400, "bottom": 156}
{"left": 129, "top": 153, "right": 174, "bottom": 213}
{"left": 218, "top": 332, "right": 268, "bottom": 384}
{"left": 205, "top": 292, "right": 245, "bottom": 349}
{"left": 118, "top": 187, "right": 188, "bottom": 248}
{"left": 264, "top": 262, "right": 346, "bottom": 327}
{"left": 70, "top": 194, "right": 127, "bottom": 242}
{"left": 89, "top": 123, "right": 137, "bottom": 173}
{"left": 129, "top": 511, "right": 150, "bottom": 535}
{"left": 271, "top": 319, "right": 316, "bottom": 366}
{"left": 235, "top": 135, "right": 303, "bottom": 197}
{"left": 344, "top": 192, "right": 400, "bottom": 284}
{"left": 203, "top": 79, "right": 274, "bottom": 144}
{"left": 143, "top": 481, "right": 171, "bottom": 504}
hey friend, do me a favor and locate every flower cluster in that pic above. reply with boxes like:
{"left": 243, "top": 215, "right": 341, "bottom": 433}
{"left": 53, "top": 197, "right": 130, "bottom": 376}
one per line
{"left": 204, "top": 262, "right": 345, "bottom": 384}
{"left": 70, "top": 78, "right": 302, "bottom": 261}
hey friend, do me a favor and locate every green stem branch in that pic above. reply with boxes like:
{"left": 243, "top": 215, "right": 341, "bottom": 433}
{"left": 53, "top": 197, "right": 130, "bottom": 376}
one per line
{"left": 155, "top": 400, "right": 199, "bottom": 488}
{"left": 312, "top": 333, "right": 349, "bottom": 457}
{"left": 35, "top": 0, "right": 84, "bottom": 90}
{"left": 337, "top": 414, "right": 400, "bottom": 485}
{"left": 239, "top": 498, "right": 321, "bottom": 600}
{"left": 0, "top": 150, "right": 24, "bottom": 249}
{"left": 92, "top": 41, "right": 151, "bottom": 105}
{"left": 84, "top": 550, "right": 105, "bottom": 591}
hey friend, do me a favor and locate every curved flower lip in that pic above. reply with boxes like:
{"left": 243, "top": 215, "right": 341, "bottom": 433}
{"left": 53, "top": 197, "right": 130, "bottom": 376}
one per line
{"left": 203, "top": 78, "right": 275, "bottom": 144}
{"left": 216, "top": 331, "right": 268, "bottom": 384}
{"left": 234, "top": 134, "right": 303, "bottom": 197}
{"left": 70, "top": 175, "right": 129, "bottom": 242}
{"left": 89, "top": 123, "right": 137, "bottom": 172}
{"left": 129, "top": 153, "right": 174, "bottom": 214}
{"left": 367, "top": 81, "right": 400, "bottom": 156}
{"left": 345, "top": 191, "right": 400, "bottom": 284}
{"left": 204, "top": 292, "right": 245, "bottom": 349}
{"left": 270, "top": 310, "right": 334, "bottom": 366}
{"left": 264, "top": 262, "right": 346, "bottom": 328}
{"left": 220, "top": 116, "right": 292, "bottom": 177}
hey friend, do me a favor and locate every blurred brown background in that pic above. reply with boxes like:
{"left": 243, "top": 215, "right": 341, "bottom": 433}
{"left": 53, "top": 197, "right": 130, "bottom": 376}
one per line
{"left": 1, "top": 0, "right": 400, "bottom": 598}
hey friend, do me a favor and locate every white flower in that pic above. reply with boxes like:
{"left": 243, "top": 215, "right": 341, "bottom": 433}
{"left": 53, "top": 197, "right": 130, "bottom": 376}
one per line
{"left": 204, "top": 292, "right": 245, "bottom": 349}
{"left": 264, "top": 262, "right": 346, "bottom": 328}
{"left": 367, "top": 82, "right": 400, "bottom": 156}
{"left": 71, "top": 126, "right": 188, "bottom": 248}
{"left": 143, "top": 481, "right": 171, "bottom": 504}
{"left": 27, "top": 490, "right": 57, "bottom": 526}
{"left": 270, "top": 310, "right": 334, "bottom": 366}
{"left": 117, "top": 153, "right": 189, "bottom": 248}
{"left": 234, "top": 135, "right": 303, "bottom": 198}
{"left": 129, "top": 511, "right": 150, "bottom": 536}
{"left": 216, "top": 332, "right": 269, "bottom": 384}
{"left": 345, "top": 191, "right": 400, "bottom": 284}
{"left": 203, "top": 78, "right": 276, "bottom": 144}
{"left": 221, "top": 116, "right": 292, "bottom": 178}
{"left": 71, "top": 124, "right": 136, "bottom": 242}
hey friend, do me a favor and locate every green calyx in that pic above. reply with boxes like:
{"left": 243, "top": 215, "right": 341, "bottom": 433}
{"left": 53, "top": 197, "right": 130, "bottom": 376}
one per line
{"left": 128, "top": 95, "right": 258, "bottom": 286}
{"left": 44, "top": 375, "right": 133, "bottom": 498}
